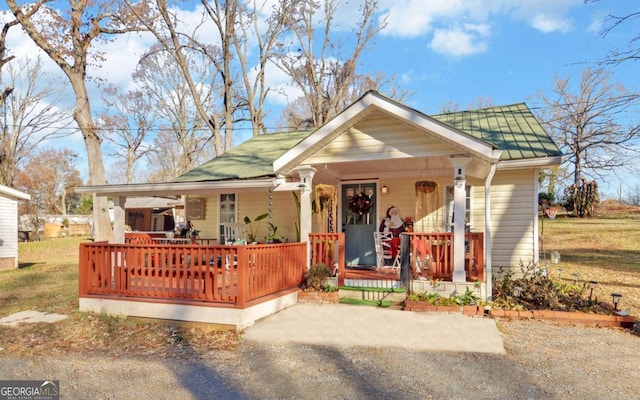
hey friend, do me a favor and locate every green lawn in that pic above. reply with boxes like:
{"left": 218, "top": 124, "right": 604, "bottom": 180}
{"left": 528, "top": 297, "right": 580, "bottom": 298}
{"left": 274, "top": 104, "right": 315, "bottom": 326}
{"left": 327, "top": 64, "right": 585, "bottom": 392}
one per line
{"left": 542, "top": 214, "right": 640, "bottom": 317}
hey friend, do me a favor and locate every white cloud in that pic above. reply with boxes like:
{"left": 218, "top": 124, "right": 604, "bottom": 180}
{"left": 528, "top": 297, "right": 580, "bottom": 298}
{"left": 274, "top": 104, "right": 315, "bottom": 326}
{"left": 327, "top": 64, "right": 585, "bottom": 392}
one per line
{"left": 429, "top": 25, "right": 489, "bottom": 57}
{"left": 378, "top": 0, "right": 581, "bottom": 56}
{"left": 380, "top": 0, "right": 467, "bottom": 38}
{"left": 531, "top": 13, "right": 574, "bottom": 33}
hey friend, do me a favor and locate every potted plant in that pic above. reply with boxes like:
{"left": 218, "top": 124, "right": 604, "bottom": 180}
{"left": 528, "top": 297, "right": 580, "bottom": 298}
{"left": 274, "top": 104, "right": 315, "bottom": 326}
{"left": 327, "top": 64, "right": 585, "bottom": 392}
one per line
{"left": 244, "top": 213, "right": 268, "bottom": 242}
{"left": 265, "top": 223, "right": 286, "bottom": 243}
{"left": 298, "top": 263, "right": 339, "bottom": 303}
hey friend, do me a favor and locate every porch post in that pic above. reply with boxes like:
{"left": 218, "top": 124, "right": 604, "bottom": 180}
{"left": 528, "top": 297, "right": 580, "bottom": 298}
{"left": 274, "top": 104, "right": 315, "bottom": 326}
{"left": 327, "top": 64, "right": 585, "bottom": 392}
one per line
{"left": 293, "top": 165, "right": 317, "bottom": 268}
{"left": 113, "top": 195, "right": 126, "bottom": 244}
{"left": 450, "top": 156, "right": 471, "bottom": 283}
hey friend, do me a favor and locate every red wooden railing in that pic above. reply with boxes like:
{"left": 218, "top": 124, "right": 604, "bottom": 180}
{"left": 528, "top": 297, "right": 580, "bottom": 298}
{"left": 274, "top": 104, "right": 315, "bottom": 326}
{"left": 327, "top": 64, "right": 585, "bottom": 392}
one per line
{"left": 309, "top": 233, "right": 345, "bottom": 287}
{"left": 79, "top": 241, "right": 307, "bottom": 308}
{"left": 405, "top": 232, "right": 484, "bottom": 281}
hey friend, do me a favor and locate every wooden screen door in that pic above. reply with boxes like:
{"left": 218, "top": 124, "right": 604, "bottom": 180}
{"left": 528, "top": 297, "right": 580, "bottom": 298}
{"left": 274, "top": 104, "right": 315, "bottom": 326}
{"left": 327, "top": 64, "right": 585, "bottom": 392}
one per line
{"left": 342, "top": 182, "right": 377, "bottom": 267}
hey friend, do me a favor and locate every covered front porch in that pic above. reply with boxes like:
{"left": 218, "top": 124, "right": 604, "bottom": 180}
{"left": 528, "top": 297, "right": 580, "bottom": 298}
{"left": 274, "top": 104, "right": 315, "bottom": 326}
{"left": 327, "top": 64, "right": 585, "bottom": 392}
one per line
{"left": 78, "top": 231, "right": 485, "bottom": 329}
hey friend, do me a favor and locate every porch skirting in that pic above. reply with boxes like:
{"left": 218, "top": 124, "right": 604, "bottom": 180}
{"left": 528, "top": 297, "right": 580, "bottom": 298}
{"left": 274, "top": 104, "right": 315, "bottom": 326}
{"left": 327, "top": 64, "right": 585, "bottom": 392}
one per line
{"left": 79, "top": 291, "right": 299, "bottom": 331}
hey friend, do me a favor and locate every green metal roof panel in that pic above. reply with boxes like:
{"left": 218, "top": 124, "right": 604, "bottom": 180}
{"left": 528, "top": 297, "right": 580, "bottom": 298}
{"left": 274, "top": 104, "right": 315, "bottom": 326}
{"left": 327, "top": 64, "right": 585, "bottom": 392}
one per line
{"left": 173, "top": 131, "right": 312, "bottom": 182}
{"left": 174, "top": 102, "right": 560, "bottom": 183}
{"left": 432, "top": 103, "right": 562, "bottom": 161}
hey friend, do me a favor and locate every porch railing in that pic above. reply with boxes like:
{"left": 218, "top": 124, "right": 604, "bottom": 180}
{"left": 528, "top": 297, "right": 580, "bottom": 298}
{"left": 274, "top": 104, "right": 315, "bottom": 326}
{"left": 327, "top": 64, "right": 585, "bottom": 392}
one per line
{"left": 79, "top": 241, "right": 307, "bottom": 308}
{"left": 309, "top": 233, "right": 346, "bottom": 287}
{"left": 405, "top": 232, "right": 484, "bottom": 281}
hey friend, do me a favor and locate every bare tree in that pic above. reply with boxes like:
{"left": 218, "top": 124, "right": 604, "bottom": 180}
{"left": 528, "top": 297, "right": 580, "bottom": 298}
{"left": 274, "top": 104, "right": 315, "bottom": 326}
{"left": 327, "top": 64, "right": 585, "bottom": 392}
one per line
{"left": 587, "top": 1, "right": 640, "bottom": 66}
{"left": 274, "top": 0, "right": 387, "bottom": 128}
{"left": 98, "top": 85, "right": 155, "bottom": 184}
{"left": 0, "top": 16, "right": 19, "bottom": 107}
{"left": 6, "top": 0, "right": 146, "bottom": 241}
{"left": 125, "top": 0, "right": 233, "bottom": 155}
{"left": 279, "top": 70, "right": 412, "bottom": 130}
{"left": 14, "top": 148, "right": 80, "bottom": 215}
{"left": 133, "top": 45, "right": 216, "bottom": 179}
{"left": 0, "top": 56, "right": 73, "bottom": 186}
{"left": 231, "top": 0, "right": 298, "bottom": 137}
{"left": 538, "top": 68, "right": 640, "bottom": 186}
{"left": 439, "top": 97, "right": 494, "bottom": 114}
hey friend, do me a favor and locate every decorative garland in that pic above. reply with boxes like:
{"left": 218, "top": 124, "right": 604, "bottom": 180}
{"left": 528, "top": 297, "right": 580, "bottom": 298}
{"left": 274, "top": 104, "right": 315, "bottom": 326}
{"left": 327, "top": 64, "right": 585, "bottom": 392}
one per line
{"left": 349, "top": 192, "right": 371, "bottom": 215}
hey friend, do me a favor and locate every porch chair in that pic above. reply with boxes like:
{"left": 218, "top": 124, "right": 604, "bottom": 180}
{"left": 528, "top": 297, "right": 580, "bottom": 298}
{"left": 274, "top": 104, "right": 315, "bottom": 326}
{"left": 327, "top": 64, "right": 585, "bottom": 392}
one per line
{"left": 223, "top": 222, "right": 248, "bottom": 245}
{"left": 373, "top": 231, "right": 399, "bottom": 270}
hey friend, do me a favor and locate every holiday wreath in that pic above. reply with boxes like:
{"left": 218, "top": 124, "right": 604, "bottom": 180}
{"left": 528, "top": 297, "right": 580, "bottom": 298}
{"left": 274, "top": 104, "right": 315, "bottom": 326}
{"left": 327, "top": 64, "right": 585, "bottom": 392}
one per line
{"left": 348, "top": 192, "right": 371, "bottom": 215}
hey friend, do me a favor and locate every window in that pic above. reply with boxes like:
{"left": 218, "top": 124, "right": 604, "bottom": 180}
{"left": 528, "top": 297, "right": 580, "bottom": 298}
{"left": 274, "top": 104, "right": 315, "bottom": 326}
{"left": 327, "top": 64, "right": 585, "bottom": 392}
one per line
{"left": 445, "top": 185, "right": 472, "bottom": 232}
{"left": 219, "top": 193, "right": 237, "bottom": 243}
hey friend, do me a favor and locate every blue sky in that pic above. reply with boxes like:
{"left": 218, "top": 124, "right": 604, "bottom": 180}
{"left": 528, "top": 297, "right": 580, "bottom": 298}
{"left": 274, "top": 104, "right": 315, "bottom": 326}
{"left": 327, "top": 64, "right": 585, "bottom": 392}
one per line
{"left": 2, "top": 0, "right": 639, "bottom": 198}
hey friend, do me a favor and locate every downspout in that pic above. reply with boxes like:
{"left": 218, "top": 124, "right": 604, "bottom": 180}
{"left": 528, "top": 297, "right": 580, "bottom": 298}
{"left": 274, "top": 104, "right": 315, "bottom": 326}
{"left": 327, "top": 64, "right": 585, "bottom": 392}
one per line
{"left": 484, "top": 152, "right": 501, "bottom": 301}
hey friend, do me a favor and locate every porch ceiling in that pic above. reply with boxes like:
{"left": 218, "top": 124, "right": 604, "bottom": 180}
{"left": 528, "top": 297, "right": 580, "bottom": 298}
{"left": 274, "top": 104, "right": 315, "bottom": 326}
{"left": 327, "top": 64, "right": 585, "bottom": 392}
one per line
{"left": 310, "top": 155, "right": 489, "bottom": 182}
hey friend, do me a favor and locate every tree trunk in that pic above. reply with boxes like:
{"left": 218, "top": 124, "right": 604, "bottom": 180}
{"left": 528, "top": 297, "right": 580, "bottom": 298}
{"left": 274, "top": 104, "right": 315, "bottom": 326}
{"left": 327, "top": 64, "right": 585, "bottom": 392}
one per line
{"left": 70, "top": 76, "right": 112, "bottom": 242}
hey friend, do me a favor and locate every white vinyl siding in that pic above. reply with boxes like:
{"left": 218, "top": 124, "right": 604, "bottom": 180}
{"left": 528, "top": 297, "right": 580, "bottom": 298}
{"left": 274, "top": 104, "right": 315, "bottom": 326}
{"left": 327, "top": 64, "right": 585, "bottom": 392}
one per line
{"left": 488, "top": 170, "right": 537, "bottom": 269}
{"left": 0, "top": 194, "right": 18, "bottom": 267}
{"left": 305, "top": 115, "right": 459, "bottom": 164}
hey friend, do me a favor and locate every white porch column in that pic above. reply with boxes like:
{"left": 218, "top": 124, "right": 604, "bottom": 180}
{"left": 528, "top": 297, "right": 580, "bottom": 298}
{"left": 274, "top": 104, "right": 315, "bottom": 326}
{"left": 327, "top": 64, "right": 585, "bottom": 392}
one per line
{"left": 113, "top": 195, "right": 126, "bottom": 244}
{"left": 293, "top": 166, "right": 317, "bottom": 267}
{"left": 450, "top": 156, "right": 471, "bottom": 283}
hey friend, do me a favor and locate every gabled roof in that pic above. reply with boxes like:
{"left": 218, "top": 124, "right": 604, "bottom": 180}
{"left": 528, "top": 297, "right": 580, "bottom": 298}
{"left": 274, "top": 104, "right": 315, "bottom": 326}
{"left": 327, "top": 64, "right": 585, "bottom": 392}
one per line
{"left": 432, "top": 103, "right": 562, "bottom": 161}
{"left": 173, "top": 93, "right": 561, "bottom": 183}
{"left": 174, "top": 131, "right": 312, "bottom": 183}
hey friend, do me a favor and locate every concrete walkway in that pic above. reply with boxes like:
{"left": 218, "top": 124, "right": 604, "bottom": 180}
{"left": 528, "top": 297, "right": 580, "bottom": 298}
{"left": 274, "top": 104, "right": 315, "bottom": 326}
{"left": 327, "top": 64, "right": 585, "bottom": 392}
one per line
{"left": 242, "top": 304, "right": 505, "bottom": 354}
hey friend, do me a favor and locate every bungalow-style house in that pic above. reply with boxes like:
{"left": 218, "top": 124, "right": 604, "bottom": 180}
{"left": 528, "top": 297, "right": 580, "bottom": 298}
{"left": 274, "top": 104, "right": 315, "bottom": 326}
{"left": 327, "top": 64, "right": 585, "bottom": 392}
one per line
{"left": 75, "top": 91, "right": 561, "bottom": 330}
{"left": 0, "top": 185, "right": 31, "bottom": 270}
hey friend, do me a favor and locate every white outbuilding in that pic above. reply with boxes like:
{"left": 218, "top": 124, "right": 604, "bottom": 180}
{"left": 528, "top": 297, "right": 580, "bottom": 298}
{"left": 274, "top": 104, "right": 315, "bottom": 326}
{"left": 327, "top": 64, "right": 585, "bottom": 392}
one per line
{"left": 0, "top": 185, "right": 30, "bottom": 270}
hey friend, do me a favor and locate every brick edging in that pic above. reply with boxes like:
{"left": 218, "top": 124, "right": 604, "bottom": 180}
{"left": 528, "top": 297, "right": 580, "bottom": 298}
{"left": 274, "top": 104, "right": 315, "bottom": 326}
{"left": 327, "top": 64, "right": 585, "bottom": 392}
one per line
{"left": 404, "top": 301, "right": 636, "bottom": 329}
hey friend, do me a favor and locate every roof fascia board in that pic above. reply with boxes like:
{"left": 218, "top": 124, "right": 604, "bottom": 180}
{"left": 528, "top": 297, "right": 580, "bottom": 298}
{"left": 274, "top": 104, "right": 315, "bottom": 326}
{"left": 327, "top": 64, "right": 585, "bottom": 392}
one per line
{"left": 496, "top": 157, "right": 562, "bottom": 171}
{"left": 273, "top": 97, "right": 373, "bottom": 173}
{"left": 0, "top": 185, "right": 30, "bottom": 200}
{"left": 75, "top": 179, "right": 275, "bottom": 197}
{"left": 274, "top": 92, "right": 495, "bottom": 174}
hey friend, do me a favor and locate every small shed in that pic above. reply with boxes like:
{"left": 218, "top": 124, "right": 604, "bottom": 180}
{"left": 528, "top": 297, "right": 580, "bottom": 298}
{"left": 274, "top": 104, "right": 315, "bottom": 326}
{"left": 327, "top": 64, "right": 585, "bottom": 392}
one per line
{"left": 0, "top": 185, "right": 30, "bottom": 270}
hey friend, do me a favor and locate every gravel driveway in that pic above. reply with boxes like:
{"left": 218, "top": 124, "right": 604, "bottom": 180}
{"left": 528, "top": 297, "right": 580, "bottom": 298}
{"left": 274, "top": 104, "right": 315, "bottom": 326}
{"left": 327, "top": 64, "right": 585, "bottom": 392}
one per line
{"left": 1, "top": 317, "right": 638, "bottom": 399}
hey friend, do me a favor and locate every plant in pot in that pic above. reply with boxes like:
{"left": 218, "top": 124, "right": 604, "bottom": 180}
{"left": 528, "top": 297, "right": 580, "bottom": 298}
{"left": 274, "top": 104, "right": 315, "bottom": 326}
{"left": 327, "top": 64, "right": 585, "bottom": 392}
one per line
{"left": 244, "top": 213, "right": 268, "bottom": 242}
{"left": 265, "top": 223, "right": 286, "bottom": 243}
{"left": 304, "top": 263, "right": 335, "bottom": 292}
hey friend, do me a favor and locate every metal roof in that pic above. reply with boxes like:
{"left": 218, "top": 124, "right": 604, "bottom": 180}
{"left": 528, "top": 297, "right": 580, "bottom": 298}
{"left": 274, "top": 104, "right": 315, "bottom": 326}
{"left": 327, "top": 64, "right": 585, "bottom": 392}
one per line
{"left": 432, "top": 103, "right": 562, "bottom": 161}
{"left": 172, "top": 101, "right": 560, "bottom": 183}
{"left": 174, "top": 131, "right": 312, "bottom": 183}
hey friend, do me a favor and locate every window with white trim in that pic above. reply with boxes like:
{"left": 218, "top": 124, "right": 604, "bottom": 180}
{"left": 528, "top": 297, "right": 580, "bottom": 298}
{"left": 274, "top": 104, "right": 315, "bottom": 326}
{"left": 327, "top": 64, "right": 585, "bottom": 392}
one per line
{"left": 219, "top": 193, "right": 237, "bottom": 242}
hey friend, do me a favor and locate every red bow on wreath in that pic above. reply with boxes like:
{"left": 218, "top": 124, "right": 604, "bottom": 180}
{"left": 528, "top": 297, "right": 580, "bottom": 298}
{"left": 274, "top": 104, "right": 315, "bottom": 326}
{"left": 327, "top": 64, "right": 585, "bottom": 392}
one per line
{"left": 349, "top": 192, "right": 371, "bottom": 215}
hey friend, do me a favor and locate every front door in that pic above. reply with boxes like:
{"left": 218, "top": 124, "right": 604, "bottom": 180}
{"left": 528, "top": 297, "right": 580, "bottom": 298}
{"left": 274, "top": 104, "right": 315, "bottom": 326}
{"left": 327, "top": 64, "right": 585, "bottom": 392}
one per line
{"left": 342, "top": 183, "right": 377, "bottom": 267}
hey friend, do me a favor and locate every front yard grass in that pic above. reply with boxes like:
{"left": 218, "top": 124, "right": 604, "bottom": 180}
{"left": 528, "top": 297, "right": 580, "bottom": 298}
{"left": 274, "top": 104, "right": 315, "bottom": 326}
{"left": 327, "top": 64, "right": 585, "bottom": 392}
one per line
{"left": 0, "top": 237, "right": 237, "bottom": 357}
{"left": 542, "top": 213, "right": 640, "bottom": 318}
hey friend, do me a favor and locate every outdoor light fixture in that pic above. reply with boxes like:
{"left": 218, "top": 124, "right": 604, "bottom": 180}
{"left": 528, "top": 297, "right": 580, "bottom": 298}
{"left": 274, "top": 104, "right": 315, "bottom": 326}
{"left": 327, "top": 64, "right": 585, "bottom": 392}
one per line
{"left": 572, "top": 273, "right": 580, "bottom": 284}
{"left": 454, "top": 175, "right": 465, "bottom": 188}
{"left": 588, "top": 281, "right": 598, "bottom": 300}
{"left": 611, "top": 293, "right": 622, "bottom": 311}
{"left": 557, "top": 268, "right": 563, "bottom": 279}
{"left": 381, "top": 185, "right": 388, "bottom": 194}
